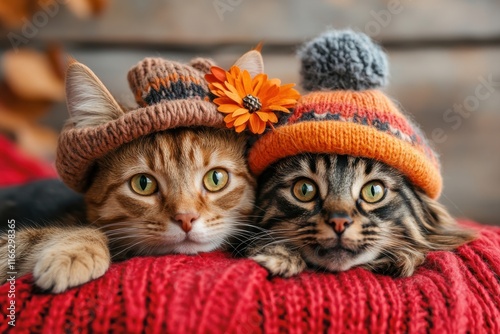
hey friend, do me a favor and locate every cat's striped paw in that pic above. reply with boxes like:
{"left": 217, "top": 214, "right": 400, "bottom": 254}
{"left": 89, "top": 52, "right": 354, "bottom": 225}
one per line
{"left": 33, "top": 242, "right": 110, "bottom": 293}
{"left": 251, "top": 245, "right": 306, "bottom": 278}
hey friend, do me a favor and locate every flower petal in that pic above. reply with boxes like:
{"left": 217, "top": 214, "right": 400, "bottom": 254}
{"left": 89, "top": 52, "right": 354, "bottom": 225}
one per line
{"left": 242, "top": 70, "right": 253, "bottom": 94}
{"left": 248, "top": 113, "right": 262, "bottom": 134}
{"left": 205, "top": 73, "right": 217, "bottom": 83}
{"left": 213, "top": 97, "right": 236, "bottom": 105}
{"left": 269, "top": 78, "right": 281, "bottom": 86}
{"left": 268, "top": 105, "right": 291, "bottom": 113}
{"left": 267, "top": 98, "right": 298, "bottom": 106}
{"left": 207, "top": 63, "right": 301, "bottom": 134}
{"left": 227, "top": 66, "right": 241, "bottom": 87}
{"left": 259, "top": 85, "right": 280, "bottom": 103}
{"left": 255, "top": 111, "right": 269, "bottom": 122}
{"left": 234, "top": 76, "right": 246, "bottom": 97}
{"left": 211, "top": 66, "right": 227, "bottom": 82}
{"left": 225, "top": 88, "right": 243, "bottom": 104}
{"left": 210, "top": 89, "right": 224, "bottom": 97}
{"left": 235, "top": 123, "right": 247, "bottom": 133}
{"left": 258, "top": 120, "right": 267, "bottom": 134}
{"left": 252, "top": 74, "right": 266, "bottom": 95}
{"left": 234, "top": 113, "right": 251, "bottom": 126}
{"left": 212, "top": 82, "right": 226, "bottom": 90}
{"left": 224, "top": 114, "right": 236, "bottom": 123}
{"left": 267, "top": 112, "right": 278, "bottom": 123}
{"left": 218, "top": 104, "right": 241, "bottom": 113}
{"left": 232, "top": 108, "right": 249, "bottom": 117}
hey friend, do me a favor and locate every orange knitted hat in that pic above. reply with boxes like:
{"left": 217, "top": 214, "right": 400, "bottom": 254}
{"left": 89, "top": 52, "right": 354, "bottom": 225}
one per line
{"left": 57, "top": 57, "right": 224, "bottom": 192}
{"left": 248, "top": 30, "right": 442, "bottom": 199}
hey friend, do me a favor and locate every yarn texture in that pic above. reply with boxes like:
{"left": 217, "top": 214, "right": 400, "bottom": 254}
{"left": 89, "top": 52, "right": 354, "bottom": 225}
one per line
{"left": 248, "top": 30, "right": 442, "bottom": 198}
{"left": 56, "top": 57, "right": 224, "bottom": 193}
{"left": 299, "top": 29, "right": 388, "bottom": 91}
{"left": 0, "top": 221, "right": 499, "bottom": 333}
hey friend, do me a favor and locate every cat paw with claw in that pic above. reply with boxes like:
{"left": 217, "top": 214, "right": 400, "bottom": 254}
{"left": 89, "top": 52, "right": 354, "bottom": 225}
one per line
{"left": 251, "top": 245, "right": 306, "bottom": 277}
{"left": 33, "top": 243, "right": 110, "bottom": 293}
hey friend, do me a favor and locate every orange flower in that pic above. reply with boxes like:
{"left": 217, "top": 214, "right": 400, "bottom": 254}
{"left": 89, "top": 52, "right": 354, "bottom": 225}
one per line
{"left": 205, "top": 66, "right": 300, "bottom": 134}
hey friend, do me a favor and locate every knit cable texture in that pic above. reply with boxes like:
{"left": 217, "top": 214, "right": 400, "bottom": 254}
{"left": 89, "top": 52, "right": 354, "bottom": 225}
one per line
{"left": 1, "top": 221, "right": 498, "bottom": 333}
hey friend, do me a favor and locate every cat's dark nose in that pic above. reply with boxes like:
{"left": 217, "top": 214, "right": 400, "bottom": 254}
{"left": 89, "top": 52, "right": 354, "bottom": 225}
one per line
{"left": 328, "top": 212, "right": 353, "bottom": 235}
{"left": 174, "top": 213, "right": 200, "bottom": 233}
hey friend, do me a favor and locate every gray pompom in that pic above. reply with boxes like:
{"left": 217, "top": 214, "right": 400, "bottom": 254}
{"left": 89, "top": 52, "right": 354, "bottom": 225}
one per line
{"left": 299, "top": 30, "right": 389, "bottom": 91}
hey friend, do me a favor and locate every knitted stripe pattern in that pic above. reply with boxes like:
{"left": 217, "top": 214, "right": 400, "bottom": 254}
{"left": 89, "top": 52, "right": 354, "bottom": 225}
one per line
{"left": 285, "top": 91, "right": 437, "bottom": 163}
{"left": 1, "top": 221, "right": 499, "bottom": 333}
{"left": 56, "top": 57, "right": 224, "bottom": 193}
{"left": 127, "top": 58, "right": 211, "bottom": 107}
{"left": 247, "top": 30, "right": 442, "bottom": 199}
{"left": 248, "top": 90, "right": 442, "bottom": 199}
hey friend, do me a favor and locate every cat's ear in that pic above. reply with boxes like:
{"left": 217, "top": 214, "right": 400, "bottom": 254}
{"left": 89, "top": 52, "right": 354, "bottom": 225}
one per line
{"left": 420, "top": 194, "right": 476, "bottom": 249}
{"left": 66, "top": 60, "right": 124, "bottom": 128}
{"left": 233, "top": 50, "right": 264, "bottom": 77}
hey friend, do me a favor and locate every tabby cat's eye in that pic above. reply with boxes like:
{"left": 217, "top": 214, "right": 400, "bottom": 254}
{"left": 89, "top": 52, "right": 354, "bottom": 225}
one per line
{"left": 130, "top": 174, "right": 158, "bottom": 196}
{"left": 361, "top": 181, "right": 386, "bottom": 203}
{"left": 292, "top": 179, "right": 317, "bottom": 202}
{"left": 203, "top": 168, "right": 229, "bottom": 192}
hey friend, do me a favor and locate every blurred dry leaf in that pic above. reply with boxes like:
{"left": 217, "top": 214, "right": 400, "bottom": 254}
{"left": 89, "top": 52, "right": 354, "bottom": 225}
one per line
{"left": 0, "top": 105, "right": 58, "bottom": 161}
{"left": 89, "top": 0, "right": 108, "bottom": 15}
{"left": 0, "top": 0, "right": 35, "bottom": 28}
{"left": 47, "top": 44, "right": 67, "bottom": 81}
{"left": 66, "top": 0, "right": 109, "bottom": 19}
{"left": 17, "top": 123, "right": 58, "bottom": 161}
{"left": 0, "top": 0, "right": 108, "bottom": 27}
{"left": 0, "top": 46, "right": 66, "bottom": 161}
{"left": 0, "top": 82, "right": 51, "bottom": 121}
{"left": 3, "top": 48, "right": 65, "bottom": 102}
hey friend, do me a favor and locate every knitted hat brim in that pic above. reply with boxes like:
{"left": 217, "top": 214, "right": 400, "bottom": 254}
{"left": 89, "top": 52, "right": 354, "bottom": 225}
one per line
{"left": 57, "top": 99, "right": 224, "bottom": 192}
{"left": 248, "top": 121, "right": 442, "bottom": 199}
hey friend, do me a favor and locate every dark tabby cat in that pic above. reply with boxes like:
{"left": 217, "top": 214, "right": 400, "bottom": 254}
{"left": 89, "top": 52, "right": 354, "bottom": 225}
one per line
{"left": 0, "top": 56, "right": 256, "bottom": 293}
{"left": 244, "top": 29, "right": 476, "bottom": 278}
{"left": 248, "top": 154, "right": 475, "bottom": 277}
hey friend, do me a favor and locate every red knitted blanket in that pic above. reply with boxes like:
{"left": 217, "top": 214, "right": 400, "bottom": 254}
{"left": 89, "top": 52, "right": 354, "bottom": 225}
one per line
{"left": 0, "top": 136, "right": 57, "bottom": 187}
{"left": 1, "top": 136, "right": 500, "bottom": 333}
{"left": 1, "top": 229, "right": 500, "bottom": 333}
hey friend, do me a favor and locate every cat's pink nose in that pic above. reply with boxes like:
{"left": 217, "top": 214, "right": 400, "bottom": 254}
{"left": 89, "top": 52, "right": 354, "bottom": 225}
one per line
{"left": 328, "top": 212, "right": 353, "bottom": 235}
{"left": 174, "top": 213, "right": 200, "bottom": 233}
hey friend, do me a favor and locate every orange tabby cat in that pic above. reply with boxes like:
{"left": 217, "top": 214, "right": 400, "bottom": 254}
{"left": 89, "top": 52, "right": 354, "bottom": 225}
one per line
{"left": 0, "top": 52, "right": 261, "bottom": 293}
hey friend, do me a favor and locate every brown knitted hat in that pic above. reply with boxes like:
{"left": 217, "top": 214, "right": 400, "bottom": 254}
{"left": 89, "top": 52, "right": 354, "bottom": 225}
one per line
{"left": 56, "top": 57, "right": 225, "bottom": 192}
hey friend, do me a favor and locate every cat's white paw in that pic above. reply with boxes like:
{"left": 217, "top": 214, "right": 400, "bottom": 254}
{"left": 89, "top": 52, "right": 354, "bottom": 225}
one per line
{"left": 33, "top": 243, "right": 110, "bottom": 293}
{"left": 251, "top": 245, "right": 306, "bottom": 278}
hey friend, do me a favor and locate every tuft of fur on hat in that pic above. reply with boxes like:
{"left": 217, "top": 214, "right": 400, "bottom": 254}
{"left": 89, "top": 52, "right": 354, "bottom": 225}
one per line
{"left": 298, "top": 29, "right": 388, "bottom": 91}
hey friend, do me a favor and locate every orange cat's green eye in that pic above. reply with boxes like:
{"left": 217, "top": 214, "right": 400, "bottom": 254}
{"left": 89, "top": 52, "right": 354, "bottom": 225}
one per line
{"left": 361, "top": 181, "right": 386, "bottom": 203}
{"left": 203, "top": 169, "right": 229, "bottom": 192}
{"left": 292, "top": 179, "right": 317, "bottom": 202}
{"left": 130, "top": 174, "right": 158, "bottom": 196}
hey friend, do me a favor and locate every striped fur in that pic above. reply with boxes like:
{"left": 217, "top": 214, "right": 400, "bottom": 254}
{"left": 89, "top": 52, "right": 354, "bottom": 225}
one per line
{"left": 248, "top": 154, "right": 475, "bottom": 277}
{"left": 0, "top": 128, "right": 255, "bottom": 292}
{"left": 86, "top": 128, "right": 255, "bottom": 256}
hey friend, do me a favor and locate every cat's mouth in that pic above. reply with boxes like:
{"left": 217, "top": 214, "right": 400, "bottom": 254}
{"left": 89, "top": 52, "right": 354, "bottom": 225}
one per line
{"left": 162, "top": 239, "right": 221, "bottom": 255}
{"left": 312, "top": 240, "right": 361, "bottom": 257}
{"left": 316, "top": 245, "right": 357, "bottom": 257}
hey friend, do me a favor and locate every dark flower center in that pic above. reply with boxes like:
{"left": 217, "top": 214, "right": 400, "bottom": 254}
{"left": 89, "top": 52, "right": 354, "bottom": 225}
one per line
{"left": 242, "top": 94, "right": 262, "bottom": 112}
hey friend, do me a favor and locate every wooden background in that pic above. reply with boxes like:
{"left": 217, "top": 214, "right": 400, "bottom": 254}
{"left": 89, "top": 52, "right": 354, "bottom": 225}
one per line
{"left": 1, "top": 0, "right": 500, "bottom": 225}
